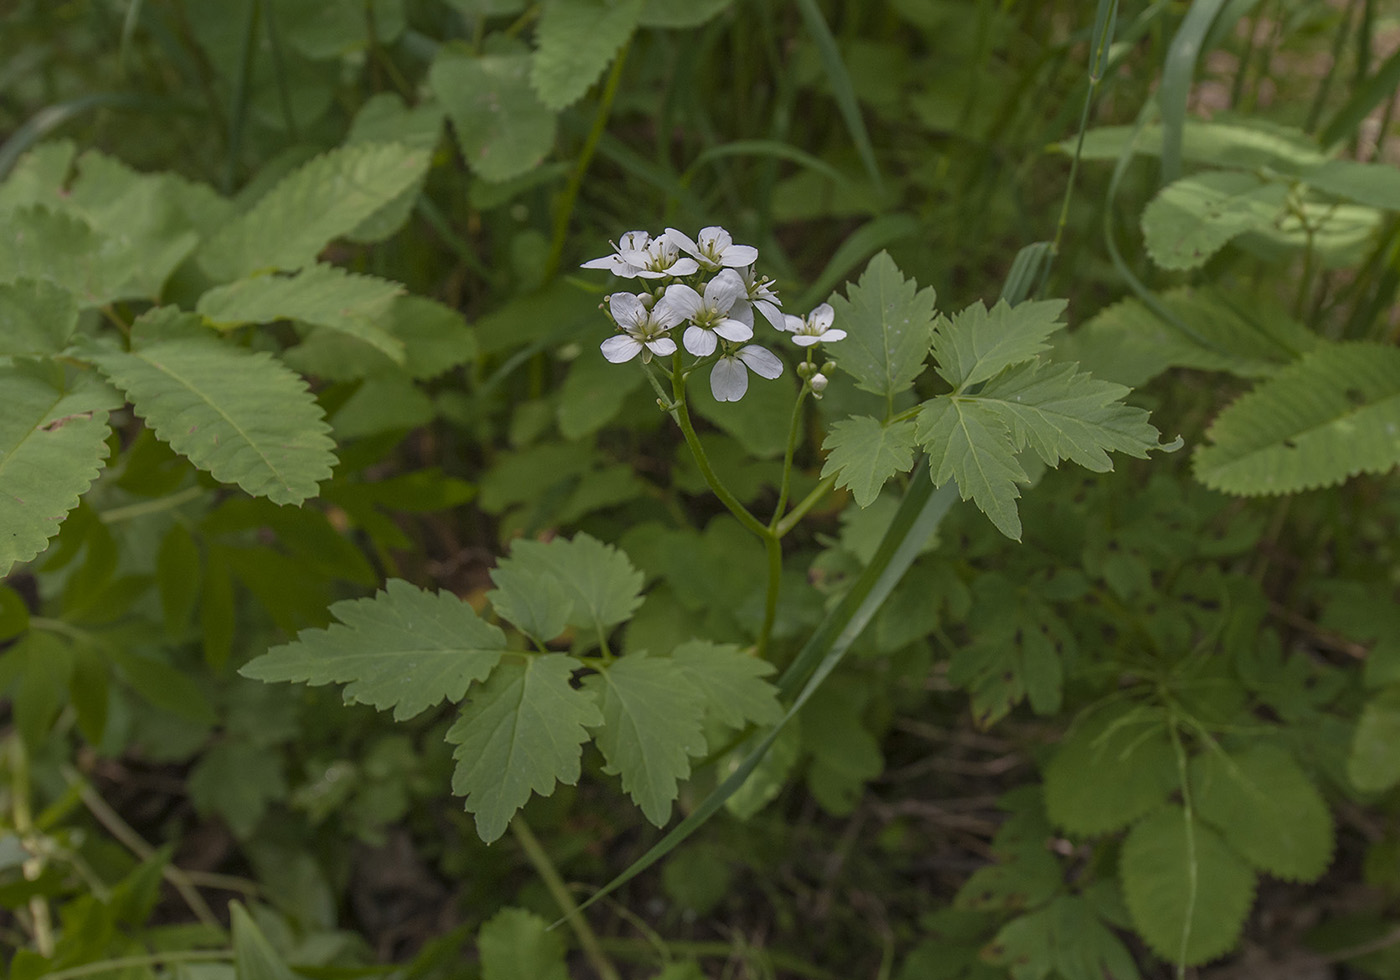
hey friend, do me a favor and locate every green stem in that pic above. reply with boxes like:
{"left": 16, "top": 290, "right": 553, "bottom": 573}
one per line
{"left": 757, "top": 534, "right": 782, "bottom": 658}
{"left": 9, "top": 736, "right": 53, "bottom": 957}
{"left": 774, "top": 474, "right": 836, "bottom": 539}
{"left": 511, "top": 817, "right": 621, "bottom": 980}
{"left": 770, "top": 384, "right": 809, "bottom": 529}
{"left": 98, "top": 485, "right": 205, "bottom": 524}
{"left": 31, "top": 952, "right": 232, "bottom": 980}
{"left": 544, "top": 41, "right": 630, "bottom": 280}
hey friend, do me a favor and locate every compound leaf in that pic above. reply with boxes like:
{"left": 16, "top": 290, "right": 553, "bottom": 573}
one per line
{"left": 0, "top": 362, "right": 117, "bottom": 576}
{"left": 669, "top": 640, "right": 782, "bottom": 731}
{"left": 583, "top": 655, "right": 707, "bottom": 826}
{"left": 241, "top": 579, "right": 505, "bottom": 721}
{"left": 915, "top": 395, "right": 1027, "bottom": 540}
{"left": 1120, "top": 804, "right": 1256, "bottom": 965}
{"left": 197, "top": 143, "right": 430, "bottom": 282}
{"left": 487, "top": 562, "right": 573, "bottom": 643}
{"left": 1142, "top": 170, "right": 1291, "bottom": 270}
{"left": 1194, "top": 342, "right": 1400, "bottom": 495}
{"left": 986, "top": 895, "right": 1141, "bottom": 980}
{"left": 827, "top": 251, "right": 935, "bottom": 402}
{"left": 448, "top": 654, "right": 600, "bottom": 843}
{"left": 1191, "top": 744, "right": 1334, "bottom": 882}
{"left": 431, "top": 47, "right": 556, "bottom": 182}
{"left": 820, "top": 416, "right": 917, "bottom": 507}
{"left": 505, "top": 533, "right": 645, "bottom": 635}
{"left": 931, "top": 299, "right": 1067, "bottom": 390}
{"left": 0, "top": 279, "right": 79, "bottom": 356}
{"left": 84, "top": 309, "right": 335, "bottom": 504}
{"left": 1349, "top": 685, "right": 1400, "bottom": 793}
{"left": 532, "top": 0, "right": 644, "bottom": 110}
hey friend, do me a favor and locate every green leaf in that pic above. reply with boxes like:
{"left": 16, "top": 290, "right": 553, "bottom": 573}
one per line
{"left": 1141, "top": 171, "right": 1291, "bottom": 270}
{"left": 83, "top": 309, "right": 336, "bottom": 505}
{"left": 1043, "top": 702, "right": 1178, "bottom": 837}
{"left": 931, "top": 299, "right": 1067, "bottom": 390}
{"left": 431, "top": 47, "right": 557, "bottom": 182}
{"left": 231, "top": 902, "right": 298, "bottom": 980}
{"left": 487, "top": 563, "right": 573, "bottom": 643}
{"left": 638, "top": 0, "right": 733, "bottom": 27}
{"left": 1191, "top": 744, "right": 1334, "bottom": 882}
{"left": 915, "top": 395, "right": 1027, "bottom": 540}
{"left": 197, "top": 265, "right": 406, "bottom": 364}
{"left": 827, "top": 251, "right": 936, "bottom": 403}
{"left": 668, "top": 640, "right": 782, "bottom": 730}
{"left": 1194, "top": 342, "right": 1400, "bottom": 495}
{"left": 557, "top": 349, "right": 645, "bottom": 440}
{"left": 196, "top": 143, "right": 430, "bottom": 281}
{"left": 532, "top": 0, "right": 644, "bottom": 110}
{"left": 584, "top": 655, "right": 707, "bottom": 825}
{"left": 477, "top": 908, "right": 567, "bottom": 980}
{"left": 0, "top": 361, "right": 116, "bottom": 576}
{"left": 986, "top": 896, "right": 1141, "bottom": 980}
{"left": 0, "top": 205, "right": 117, "bottom": 306}
{"left": 447, "top": 654, "right": 601, "bottom": 843}
{"left": 801, "top": 681, "right": 883, "bottom": 816}
{"left": 1120, "top": 804, "right": 1256, "bottom": 966}
{"left": 1349, "top": 685, "right": 1400, "bottom": 793}
{"left": 506, "top": 533, "right": 645, "bottom": 635}
{"left": 241, "top": 579, "right": 506, "bottom": 721}
{"left": 0, "top": 279, "right": 78, "bottom": 356}
{"left": 820, "top": 416, "right": 918, "bottom": 507}
{"left": 190, "top": 742, "right": 287, "bottom": 838}
{"left": 1069, "top": 119, "right": 1327, "bottom": 172}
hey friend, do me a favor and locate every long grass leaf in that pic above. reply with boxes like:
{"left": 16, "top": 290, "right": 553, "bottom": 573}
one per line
{"left": 1320, "top": 45, "right": 1400, "bottom": 149}
{"left": 1160, "top": 0, "right": 1231, "bottom": 185}
{"left": 792, "top": 0, "right": 882, "bottom": 191}
{"left": 795, "top": 213, "right": 919, "bottom": 310}
{"left": 685, "top": 139, "right": 853, "bottom": 189}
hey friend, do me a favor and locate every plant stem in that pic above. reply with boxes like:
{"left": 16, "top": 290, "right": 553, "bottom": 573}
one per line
{"left": 758, "top": 534, "right": 782, "bottom": 658}
{"left": 770, "top": 384, "right": 809, "bottom": 529}
{"left": 511, "top": 817, "right": 621, "bottom": 980}
{"left": 775, "top": 474, "right": 836, "bottom": 538}
{"left": 8, "top": 736, "right": 54, "bottom": 957}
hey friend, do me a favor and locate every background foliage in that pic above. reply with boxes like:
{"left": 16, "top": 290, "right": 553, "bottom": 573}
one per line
{"left": 1, "top": 0, "right": 1399, "bottom": 978}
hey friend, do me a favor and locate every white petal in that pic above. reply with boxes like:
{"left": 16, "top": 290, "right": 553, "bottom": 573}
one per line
{"left": 664, "top": 227, "right": 699, "bottom": 256}
{"left": 719, "top": 244, "right": 759, "bottom": 267}
{"left": 757, "top": 300, "right": 786, "bottom": 332}
{"left": 710, "top": 357, "right": 749, "bottom": 402}
{"left": 699, "top": 225, "right": 731, "bottom": 248}
{"left": 821, "top": 328, "right": 847, "bottom": 342}
{"left": 661, "top": 283, "right": 703, "bottom": 321}
{"left": 713, "top": 317, "right": 753, "bottom": 343}
{"left": 646, "top": 336, "right": 677, "bottom": 357}
{"left": 783, "top": 314, "right": 804, "bottom": 333}
{"left": 705, "top": 269, "right": 745, "bottom": 312}
{"left": 736, "top": 344, "right": 783, "bottom": 378}
{"left": 601, "top": 335, "right": 642, "bottom": 362}
{"left": 619, "top": 231, "right": 651, "bottom": 250}
{"left": 684, "top": 325, "right": 716, "bottom": 356}
{"left": 728, "top": 300, "right": 755, "bottom": 328}
{"left": 609, "top": 292, "right": 645, "bottom": 327}
{"left": 791, "top": 335, "right": 821, "bottom": 347}
{"left": 666, "top": 257, "right": 700, "bottom": 277}
{"left": 808, "top": 303, "right": 835, "bottom": 330}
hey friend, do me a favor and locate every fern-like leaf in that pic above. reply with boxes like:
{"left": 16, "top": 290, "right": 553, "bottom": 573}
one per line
{"left": 1193, "top": 341, "right": 1400, "bottom": 495}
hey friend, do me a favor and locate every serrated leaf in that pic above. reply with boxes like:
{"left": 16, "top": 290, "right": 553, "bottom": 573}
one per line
{"left": 196, "top": 143, "right": 430, "bottom": 281}
{"left": 820, "top": 416, "right": 917, "bottom": 507}
{"left": 431, "top": 47, "right": 557, "bottom": 182}
{"left": 669, "top": 640, "right": 781, "bottom": 730}
{"left": 1120, "top": 804, "right": 1256, "bottom": 966}
{"left": 0, "top": 279, "right": 79, "bottom": 356}
{"left": 486, "top": 563, "right": 573, "bottom": 643}
{"left": 827, "top": 251, "right": 936, "bottom": 402}
{"left": 1191, "top": 744, "right": 1334, "bottom": 882}
{"left": 916, "top": 395, "right": 1027, "bottom": 540}
{"left": 241, "top": 579, "right": 505, "bottom": 721}
{"left": 1043, "top": 702, "right": 1178, "bottom": 836}
{"left": 1142, "top": 170, "right": 1291, "bottom": 270}
{"left": 1193, "top": 342, "right": 1400, "bottom": 495}
{"left": 985, "top": 896, "right": 1141, "bottom": 980}
{"left": 931, "top": 299, "right": 1067, "bottom": 390}
{"left": 84, "top": 309, "right": 335, "bottom": 504}
{"left": 197, "top": 265, "right": 406, "bottom": 364}
{"left": 477, "top": 908, "right": 567, "bottom": 980}
{"left": 0, "top": 205, "right": 118, "bottom": 305}
{"left": 506, "top": 533, "right": 645, "bottom": 635}
{"left": 189, "top": 741, "right": 286, "bottom": 838}
{"left": 447, "top": 655, "right": 600, "bottom": 843}
{"left": 0, "top": 362, "right": 116, "bottom": 576}
{"left": 1349, "top": 685, "right": 1400, "bottom": 793}
{"left": 584, "top": 656, "right": 707, "bottom": 825}
{"left": 532, "top": 0, "right": 644, "bottom": 110}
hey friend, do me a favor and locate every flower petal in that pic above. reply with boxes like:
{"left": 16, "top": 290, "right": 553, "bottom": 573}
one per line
{"left": 664, "top": 227, "right": 699, "bottom": 256}
{"left": 808, "top": 303, "right": 835, "bottom": 330}
{"left": 735, "top": 344, "right": 783, "bottom": 378}
{"left": 756, "top": 300, "right": 786, "bottom": 332}
{"left": 713, "top": 317, "right": 753, "bottom": 343}
{"left": 783, "top": 313, "right": 804, "bottom": 333}
{"left": 710, "top": 357, "right": 749, "bottom": 402}
{"left": 684, "top": 325, "right": 717, "bottom": 356}
{"left": 719, "top": 244, "right": 759, "bottom": 267}
{"left": 609, "top": 292, "right": 645, "bottom": 327}
{"left": 601, "top": 335, "right": 642, "bottom": 363}
{"left": 646, "top": 336, "right": 678, "bottom": 357}
{"left": 790, "top": 335, "right": 821, "bottom": 347}
{"left": 662, "top": 283, "right": 703, "bottom": 321}
{"left": 705, "top": 268, "right": 745, "bottom": 312}
{"left": 699, "top": 226, "right": 732, "bottom": 249}
{"left": 667, "top": 257, "right": 700, "bottom": 277}
{"left": 619, "top": 231, "right": 652, "bottom": 251}
{"left": 821, "top": 328, "right": 847, "bottom": 342}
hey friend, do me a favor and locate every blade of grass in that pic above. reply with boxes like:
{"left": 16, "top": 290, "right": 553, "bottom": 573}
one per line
{"left": 1159, "top": 0, "right": 1231, "bottom": 185}
{"left": 223, "top": 0, "right": 261, "bottom": 194}
{"left": 0, "top": 93, "right": 176, "bottom": 181}
{"left": 792, "top": 0, "right": 882, "bottom": 192}
{"left": 1320, "top": 45, "right": 1400, "bottom": 149}
{"left": 119, "top": 0, "right": 144, "bottom": 78}
{"left": 684, "top": 139, "right": 853, "bottom": 190}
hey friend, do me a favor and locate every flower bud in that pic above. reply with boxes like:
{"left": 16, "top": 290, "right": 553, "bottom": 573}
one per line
{"left": 810, "top": 372, "right": 828, "bottom": 396}
{"left": 821, "top": 360, "right": 836, "bottom": 375}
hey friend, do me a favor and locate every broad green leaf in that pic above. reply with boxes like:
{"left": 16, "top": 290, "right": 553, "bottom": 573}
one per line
{"left": 1043, "top": 702, "right": 1178, "bottom": 836}
{"left": 189, "top": 741, "right": 287, "bottom": 839}
{"left": 1141, "top": 171, "right": 1291, "bottom": 271}
{"left": 1194, "top": 342, "right": 1400, "bottom": 495}
{"left": 197, "top": 265, "right": 406, "bottom": 364}
{"left": 241, "top": 579, "right": 505, "bottom": 721}
{"left": 669, "top": 640, "right": 782, "bottom": 730}
{"left": 506, "top": 533, "right": 645, "bottom": 635}
{"left": 487, "top": 563, "right": 573, "bottom": 642}
{"left": 6, "top": 631, "right": 74, "bottom": 750}
{"left": 0, "top": 361, "right": 116, "bottom": 576}
{"left": 820, "top": 416, "right": 917, "bottom": 507}
{"left": 0, "top": 205, "right": 118, "bottom": 305}
{"left": 827, "top": 251, "right": 936, "bottom": 403}
{"left": 1305, "top": 158, "right": 1400, "bottom": 212}
{"left": 931, "top": 299, "right": 1067, "bottom": 390}
{"left": 639, "top": 0, "right": 733, "bottom": 27}
{"left": 231, "top": 902, "right": 298, "bottom": 980}
{"left": 1191, "top": 744, "right": 1334, "bottom": 882}
{"left": 1069, "top": 119, "right": 1327, "bottom": 172}
{"left": 915, "top": 395, "right": 1027, "bottom": 540}
{"left": 196, "top": 143, "right": 430, "bottom": 282}
{"left": 0, "top": 140, "right": 76, "bottom": 211}
{"left": 448, "top": 655, "right": 600, "bottom": 843}
{"left": 1120, "top": 804, "right": 1256, "bottom": 966}
{"left": 1349, "top": 685, "right": 1400, "bottom": 793}
{"left": 108, "top": 647, "right": 217, "bottom": 724}
{"left": 477, "top": 908, "right": 567, "bottom": 980}
{"left": 801, "top": 682, "right": 883, "bottom": 816}
{"left": 431, "top": 47, "right": 557, "bottom": 182}
{"left": 583, "top": 655, "right": 707, "bottom": 825}
{"left": 532, "top": 0, "right": 644, "bottom": 110}
{"left": 344, "top": 93, "right": 443, "bottom": 241}
{"left": 985, "top": 896, "right": 1141, "bottom": 980}
{"left": 557, "top": 348, "right": 645, "bottom": 440}
{"left": 0, "top": 279, "right": 78, "bottom": 356}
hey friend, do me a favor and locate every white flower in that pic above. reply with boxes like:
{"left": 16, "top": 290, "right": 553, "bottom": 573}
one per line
{"left": 663, "top": 269, "right": 754, "bottom": 356}
{"left": 600, "top": 291, "right": 682, "bottom": 364}
{"left": 665, "top": 225, "right": 759, "bottom": 272}
{"left": 710, "top": 344, "right": 783, "bottom": 402}
{"left": 735, "top": 264, "right": 785, "bottom": 331}
{"left": 783, "top": 303, "right": 846, "bottom": 347}
{"left": 809, "top": 372, "right": 828, "bottom": 394}
{"left": 581, "top": 231, "right": 699, "bottom": 279}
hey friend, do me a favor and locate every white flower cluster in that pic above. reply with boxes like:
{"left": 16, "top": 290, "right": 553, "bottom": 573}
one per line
{"left": 582, "top": 226, "right": 844, "bottom": 402}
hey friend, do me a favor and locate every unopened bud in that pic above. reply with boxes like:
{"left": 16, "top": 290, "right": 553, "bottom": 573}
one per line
{"left": 821, "top": 360, "right": 836, "bottom": 375}
{"left": 810, "top": 372, "right": 828, "bottom": 395}
{"left": 796, "top": 361, "right": 814, "bottom": 380}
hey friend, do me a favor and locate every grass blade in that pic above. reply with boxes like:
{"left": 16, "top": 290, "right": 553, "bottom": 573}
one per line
{"left": 1159, "top": 0, "right": 1231, "bottom": 185}
{"left": 792, "top": 0, "right": 882, "bottom": 192}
